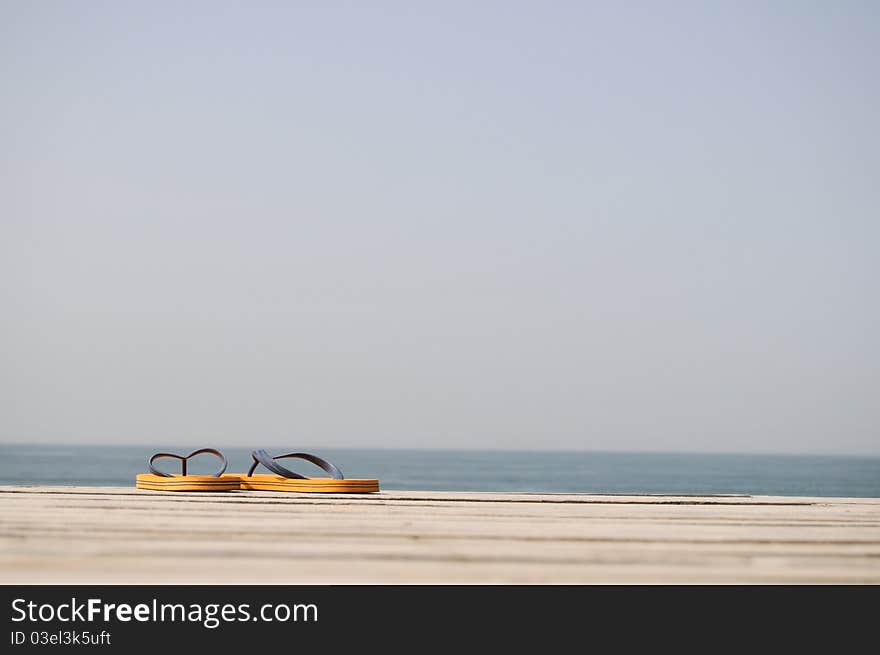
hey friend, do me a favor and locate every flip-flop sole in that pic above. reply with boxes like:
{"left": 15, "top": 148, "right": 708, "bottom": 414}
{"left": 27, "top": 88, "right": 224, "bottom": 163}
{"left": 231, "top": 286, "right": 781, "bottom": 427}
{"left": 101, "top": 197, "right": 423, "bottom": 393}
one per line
{"left": 135, "top": 473, "right": 241, "bottom": 491}
{"left": 239, "top": 474, "right": 379, "bottom": 493}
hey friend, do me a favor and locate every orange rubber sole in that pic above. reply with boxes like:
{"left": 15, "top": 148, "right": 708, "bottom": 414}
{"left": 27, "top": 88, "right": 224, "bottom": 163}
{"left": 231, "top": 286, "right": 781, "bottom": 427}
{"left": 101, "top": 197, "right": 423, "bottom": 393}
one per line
{"left": 238, "top": 474, "right": 379, "bottom": 493}
{"left": 135, "top": 473, "right": 241, "bottom": 491}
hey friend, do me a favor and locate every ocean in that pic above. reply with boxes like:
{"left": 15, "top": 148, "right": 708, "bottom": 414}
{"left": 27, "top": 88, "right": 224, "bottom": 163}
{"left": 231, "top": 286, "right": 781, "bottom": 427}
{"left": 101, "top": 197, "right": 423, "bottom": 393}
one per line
{"left": 0, "top": 444, "right": 878, "bottom": 497}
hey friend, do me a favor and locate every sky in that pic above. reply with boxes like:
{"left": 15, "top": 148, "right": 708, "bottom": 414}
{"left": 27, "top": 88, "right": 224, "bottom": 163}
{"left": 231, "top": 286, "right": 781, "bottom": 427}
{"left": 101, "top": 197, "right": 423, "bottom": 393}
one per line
{"left": 1, "top": 2, "right": 878, "bottom": 455}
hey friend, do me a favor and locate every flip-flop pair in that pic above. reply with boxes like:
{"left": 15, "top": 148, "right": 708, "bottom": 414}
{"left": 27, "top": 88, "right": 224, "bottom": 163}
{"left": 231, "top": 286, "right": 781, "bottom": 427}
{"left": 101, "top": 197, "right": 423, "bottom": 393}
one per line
{"left": 135, "top": 448, "right": 379, "bottom": 493}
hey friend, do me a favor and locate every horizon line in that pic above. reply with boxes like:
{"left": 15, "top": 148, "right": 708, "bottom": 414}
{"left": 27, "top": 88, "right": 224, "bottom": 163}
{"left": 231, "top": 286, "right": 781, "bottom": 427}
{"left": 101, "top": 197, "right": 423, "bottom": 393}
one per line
{"left": 0, "top": 441, "right": 878, "bottom": 459}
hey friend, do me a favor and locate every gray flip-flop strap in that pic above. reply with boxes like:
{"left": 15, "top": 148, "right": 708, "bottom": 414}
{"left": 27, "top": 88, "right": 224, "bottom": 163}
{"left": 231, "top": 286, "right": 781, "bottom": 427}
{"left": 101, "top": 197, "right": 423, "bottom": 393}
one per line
{"left": 247, "top": 449, "right": 344, "bottom": 480}
{"left": 149, "top": 448, "right": 228, "bottom": 478}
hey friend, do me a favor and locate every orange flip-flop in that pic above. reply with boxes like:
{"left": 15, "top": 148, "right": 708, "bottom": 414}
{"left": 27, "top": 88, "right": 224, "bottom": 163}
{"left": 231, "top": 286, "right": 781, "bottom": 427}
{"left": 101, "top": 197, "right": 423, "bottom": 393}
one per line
{"left": 135, "top": 448, "right": 240, "bottom": 491}
{"left": 238, "top": 449, "right": 379, "bottom": 493}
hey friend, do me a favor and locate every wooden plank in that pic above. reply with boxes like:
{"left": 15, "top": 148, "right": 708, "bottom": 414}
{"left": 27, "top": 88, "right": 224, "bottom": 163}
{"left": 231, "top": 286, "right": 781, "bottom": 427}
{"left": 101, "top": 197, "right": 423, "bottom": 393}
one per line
{"left": 0, "top": 486, "right": 878, "bottom": 583}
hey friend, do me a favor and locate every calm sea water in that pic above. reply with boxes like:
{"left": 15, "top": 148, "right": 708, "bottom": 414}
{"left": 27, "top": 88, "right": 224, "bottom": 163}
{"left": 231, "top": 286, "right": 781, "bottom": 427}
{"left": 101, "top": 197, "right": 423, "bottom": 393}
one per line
{"left": 0, "top": 444, "right": 878, "bottom": 497}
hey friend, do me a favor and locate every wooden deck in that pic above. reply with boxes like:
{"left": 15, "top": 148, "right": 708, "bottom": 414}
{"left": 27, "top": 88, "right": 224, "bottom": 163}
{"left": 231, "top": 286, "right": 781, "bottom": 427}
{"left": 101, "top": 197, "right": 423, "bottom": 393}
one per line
{"left": 1, "top": 486, "right": 879, "bottom": 583}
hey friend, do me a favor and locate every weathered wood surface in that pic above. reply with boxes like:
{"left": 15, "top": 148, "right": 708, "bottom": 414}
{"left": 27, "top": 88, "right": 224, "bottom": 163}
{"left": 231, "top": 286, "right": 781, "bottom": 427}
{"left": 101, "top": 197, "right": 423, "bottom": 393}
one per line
{"left": 1, "top": 486, "right": 879, "bottom": 583}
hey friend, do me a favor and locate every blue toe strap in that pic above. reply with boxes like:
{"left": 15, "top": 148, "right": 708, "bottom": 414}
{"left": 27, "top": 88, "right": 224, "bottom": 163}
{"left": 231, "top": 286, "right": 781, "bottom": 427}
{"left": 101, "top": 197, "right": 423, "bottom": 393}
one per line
{"left": 149, "top": 448, "right": 228, "bottom": 477}
{"left": 247, "top": 449, "right": 344, "bottom": 480}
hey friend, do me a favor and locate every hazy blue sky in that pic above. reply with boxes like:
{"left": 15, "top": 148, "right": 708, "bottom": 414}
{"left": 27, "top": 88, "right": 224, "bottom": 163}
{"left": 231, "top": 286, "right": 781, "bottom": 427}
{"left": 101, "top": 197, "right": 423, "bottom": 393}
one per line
{"left": 1, "top": 2, "right": 878, "bottom": 454}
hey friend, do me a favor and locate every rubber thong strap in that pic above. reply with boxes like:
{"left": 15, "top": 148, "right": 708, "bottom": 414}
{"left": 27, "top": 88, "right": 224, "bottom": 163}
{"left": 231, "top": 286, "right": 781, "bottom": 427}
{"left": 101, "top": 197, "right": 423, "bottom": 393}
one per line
{"left": 247, "top": 449, "right": 344, "bottom": 480}
{"left": 149, "top": 448, "right": 228, "bottom": 478}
